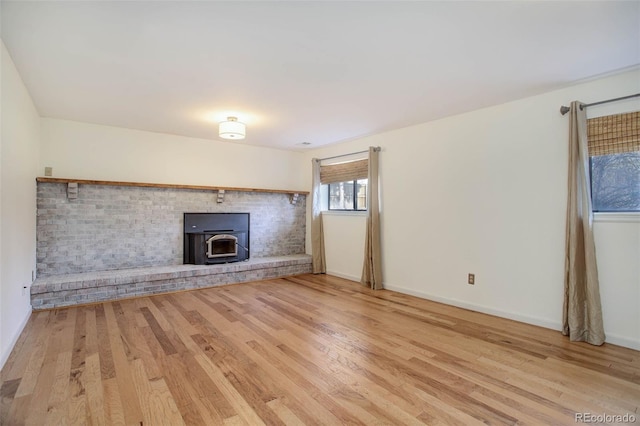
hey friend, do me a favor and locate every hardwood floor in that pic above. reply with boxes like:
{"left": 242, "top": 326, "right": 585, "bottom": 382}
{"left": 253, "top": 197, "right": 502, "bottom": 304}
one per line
{"left": 1, "top": 273, "right": 639, "bottom": 425}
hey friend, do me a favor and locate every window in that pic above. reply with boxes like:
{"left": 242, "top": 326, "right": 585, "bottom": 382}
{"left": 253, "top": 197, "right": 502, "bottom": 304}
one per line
{"left": 328, "top": 179, "right": 368, "bottom": 211}
{"left": 588, "top": 111, "right": 640, "bottom": 212}
{"left": 320, "top": 158, "right": 368, "bottom": 211}
{"left": 590, "top": 153, "right": 640, "bottom": 211}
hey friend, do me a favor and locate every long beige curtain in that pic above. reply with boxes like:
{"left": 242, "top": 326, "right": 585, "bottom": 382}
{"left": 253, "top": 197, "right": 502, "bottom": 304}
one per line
{"left": 563, "top": 101, "right": 605, "bottom": 346}
{"left": 311, "top": 158, "right": 326, "bottom": 274}
{"left": 361, "top": 147, "right": 382, "bottom": 289}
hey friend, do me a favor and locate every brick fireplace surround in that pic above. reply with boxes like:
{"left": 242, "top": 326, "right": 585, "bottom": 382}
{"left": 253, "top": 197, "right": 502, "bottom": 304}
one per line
{"left": 32, "top": 181, "right": 311, "bottom": 309}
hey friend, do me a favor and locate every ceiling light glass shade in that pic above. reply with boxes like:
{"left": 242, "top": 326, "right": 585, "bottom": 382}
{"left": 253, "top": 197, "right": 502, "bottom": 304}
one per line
{"left": 219, "top": 117, "right": 246, "bottom": 140}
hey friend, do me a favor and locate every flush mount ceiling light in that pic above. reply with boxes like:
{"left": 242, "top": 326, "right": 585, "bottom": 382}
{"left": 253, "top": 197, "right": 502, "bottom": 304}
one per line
{"left": 218, "top": 116, "right": 246, "bottom": 140}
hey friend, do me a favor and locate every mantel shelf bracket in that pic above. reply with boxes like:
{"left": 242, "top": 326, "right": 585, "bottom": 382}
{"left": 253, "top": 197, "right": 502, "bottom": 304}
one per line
{"left": 67, "top": 182, "right": 78, "bottom": 200}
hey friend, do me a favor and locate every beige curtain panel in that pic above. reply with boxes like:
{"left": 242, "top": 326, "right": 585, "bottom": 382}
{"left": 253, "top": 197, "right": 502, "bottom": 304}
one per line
{"left": 311, "top": 159, "right": 326, "bottom": 274}
{"left": 563, "top": 101, "right": 605, "bottom": 346}
{"left": 361, "top": 147, "right": 383, "bottom": 290}
{"left": 587, "top": 111, "right": 640, "bottom": 156}
{"left": 320, "top": 159, "right": 368, "bottom": 184}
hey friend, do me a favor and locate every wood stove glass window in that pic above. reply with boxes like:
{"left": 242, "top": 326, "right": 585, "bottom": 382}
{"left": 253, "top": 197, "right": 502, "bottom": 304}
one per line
{"left": 206, "top": 234, "right": 238, "bottom": 258}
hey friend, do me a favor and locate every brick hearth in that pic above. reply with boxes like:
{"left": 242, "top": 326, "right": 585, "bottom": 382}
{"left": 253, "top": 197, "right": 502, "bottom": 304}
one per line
{"left": 31, "top": 254, "right": 312, "bottom": 310}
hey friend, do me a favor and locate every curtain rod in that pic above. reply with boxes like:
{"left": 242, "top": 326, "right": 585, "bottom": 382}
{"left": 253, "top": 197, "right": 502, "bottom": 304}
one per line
{"left": 560, "top": 93, "right": 640, "bottom": 115}
{"left": 316, "top": 146, "right": 380, "bottom": 162}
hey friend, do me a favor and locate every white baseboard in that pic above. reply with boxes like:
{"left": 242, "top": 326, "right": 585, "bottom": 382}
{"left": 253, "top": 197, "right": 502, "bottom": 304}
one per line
{"left": 603, "top": 333, "right": 640, "bottom": 351}
{"left": 383, "top": 283, "right": 640, "bottom": 350}
{"left": 0, "top": 306, "right": 32, "bottom": 370}
{"left": 383, "top": 283, "right": 562, "bottom": 332}
{"left": 326, "top": 270, "right": 361, "bottom": 283}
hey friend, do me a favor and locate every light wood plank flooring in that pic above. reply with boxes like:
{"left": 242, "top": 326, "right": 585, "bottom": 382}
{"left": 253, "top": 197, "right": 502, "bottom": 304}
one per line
{"left": 1, "top": 274, "right": 639, "bottom": 425}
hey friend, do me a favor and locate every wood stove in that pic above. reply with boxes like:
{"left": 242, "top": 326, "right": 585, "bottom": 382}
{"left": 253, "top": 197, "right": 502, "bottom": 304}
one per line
{"left": 184, "top": 213, "right": 249, "bottom": 264}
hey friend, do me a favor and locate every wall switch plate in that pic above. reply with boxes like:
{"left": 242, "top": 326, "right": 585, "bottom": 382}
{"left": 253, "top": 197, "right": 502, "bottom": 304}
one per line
{"left": 468, "top": 273, "right": 475, "bottom": 285}
{"left": 44, "top": 167, "right": 53, "bottom": 176}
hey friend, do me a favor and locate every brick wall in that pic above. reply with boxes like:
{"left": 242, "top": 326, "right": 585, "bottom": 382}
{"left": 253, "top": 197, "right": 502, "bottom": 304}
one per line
{"left": 36, "top": 183, "right": 306, "bottom": 276}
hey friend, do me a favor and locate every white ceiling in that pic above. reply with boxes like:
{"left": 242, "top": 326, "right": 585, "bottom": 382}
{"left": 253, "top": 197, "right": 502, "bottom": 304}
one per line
{"left": 2, "top": 1, "right": 639, "bottom": 150}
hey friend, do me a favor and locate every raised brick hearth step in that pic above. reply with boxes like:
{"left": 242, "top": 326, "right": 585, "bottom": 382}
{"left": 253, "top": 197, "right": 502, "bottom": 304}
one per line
{"left": 31, "top": 254, "right": 312, "bottom": 310}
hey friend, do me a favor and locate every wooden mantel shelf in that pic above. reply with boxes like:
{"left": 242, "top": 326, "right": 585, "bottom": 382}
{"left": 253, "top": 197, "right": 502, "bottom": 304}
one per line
{"left": 36, "top": 177, "right": 309, "bottom": 196}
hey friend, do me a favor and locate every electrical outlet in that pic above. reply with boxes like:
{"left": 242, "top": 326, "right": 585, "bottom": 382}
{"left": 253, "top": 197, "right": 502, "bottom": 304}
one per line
{"left": 44, "top": 166, "right": 53, "bottom": 177}
{"left": 468, "top": 273, "right": 475, "bottom": 285}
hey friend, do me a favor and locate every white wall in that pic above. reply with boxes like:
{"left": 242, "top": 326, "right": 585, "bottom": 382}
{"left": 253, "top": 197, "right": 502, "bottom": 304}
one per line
{"left": 40, "top": 118, "right": 307, "bottom": 192}
{"left": 594, "top": 217, "right": 640, "bottom": 349}
{"left": 1, "top": 41, "right": 40, "bottom": 368}
{"left": 322, "top": 212, "right": 366, "bottom": 281}
{"left": 305, "top": 68, "right": 640, "bottom": 350}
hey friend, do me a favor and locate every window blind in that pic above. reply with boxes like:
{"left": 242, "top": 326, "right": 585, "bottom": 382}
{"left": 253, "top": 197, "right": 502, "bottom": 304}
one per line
{"left": 320, "top": 159, "right": 368, "bottom": 184}
{"left": 587, "top": 111, "right": 640, "bottom": 156}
